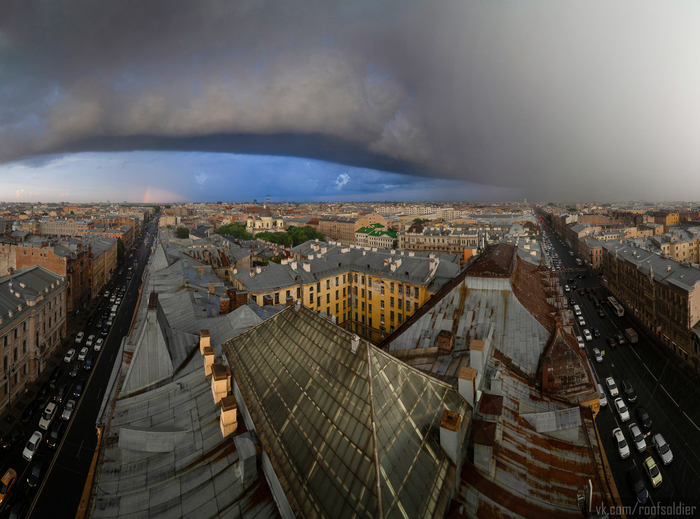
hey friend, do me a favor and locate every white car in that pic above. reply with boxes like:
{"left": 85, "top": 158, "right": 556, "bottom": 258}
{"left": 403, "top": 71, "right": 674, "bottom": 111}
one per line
{"left": 629, "top": 423, "right": 646, "bottom": 452}
{"left": 64, "top": 349, "right": 76, "bottom": 363}
{"left": 86, "top": 335, "right": 95, "bottom": 347}
{"left": 614, "top": 398, "right": 630, "bottom": 422}
{"left": 78, "top": 347, "right": 89, "bottom": 361}
{"left": 583, "top": 329, "right": 593, "bottom": 342}
{"left": 576, "top": 336, "right": 585, "bottom": 349}
{"left": 62, "top": 399, "right": 76, "bottom": 421}
{"left": 75, "top": 332, "right": 84, "bottom": 344}
{"left": 565, "top": 285, "right": 570, "bottom": 292}
{"left": 606, "top": 377, "right": 619, "bottom": 396}
{"left": 578, "top": 316, "right": 586, "bottom": 326}
{"left": 613, "top": 428, "right": 630, "bottom": 459}
{"left": 653, "top": 434, "right": 673, "bottom": 465}
{"left": 593, "top": 348, "right": 603, "bottom": 363}
{"left": 94, "top": 338, "right": 104, "bottom": 352}
{"left": 39, "top": 403, "right": 57, "bottom": 430}
{"left": 22, "top": 431, "right": 43, "bottom": 461}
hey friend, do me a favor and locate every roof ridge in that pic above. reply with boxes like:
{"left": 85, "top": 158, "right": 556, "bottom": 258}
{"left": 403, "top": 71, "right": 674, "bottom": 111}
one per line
{"left": 365, "top": 340, "right": 384, "bottom": 519}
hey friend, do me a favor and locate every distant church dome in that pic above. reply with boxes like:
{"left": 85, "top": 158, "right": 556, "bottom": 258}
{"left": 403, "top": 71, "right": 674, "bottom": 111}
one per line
{"left": 12, "top": 220, "right": 22, "bottom": 231}
{"left": 259, "top": 208, "right": 272, "bottom": 218}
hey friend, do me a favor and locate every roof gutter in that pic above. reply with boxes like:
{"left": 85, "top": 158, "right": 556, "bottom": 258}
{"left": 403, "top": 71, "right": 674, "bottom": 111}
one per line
{"left": 366, "top": 343, "right": 384, "bottom": 519}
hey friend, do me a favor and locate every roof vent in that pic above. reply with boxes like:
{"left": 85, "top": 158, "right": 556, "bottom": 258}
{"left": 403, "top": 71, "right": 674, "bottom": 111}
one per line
{"left": 294, "top": 299, "right": 302, "bottom": 312}
{"left": 350, "top": 335, "right": 360, "bottom": 354}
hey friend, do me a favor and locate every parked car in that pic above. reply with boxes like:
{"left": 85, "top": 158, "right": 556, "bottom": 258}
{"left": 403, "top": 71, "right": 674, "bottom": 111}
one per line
{"left": 613, "top": 428, "right": 630, "bottom": 459}
{"left": 78, "top": 347, "right": 89, "bottom": 361}
{"left": 39, "top": 403, "right": 57, "bottom": 430}
{"left": 86, "top": 335, "right": 95, "bottom": 347}
{"left": 621, "top": 379, "right": 637, "bottom": 403}
{"left": 606, "top": 377, "right": 618, "bottom": 396}
{"left": 21, "top": 401, "right": 40, "bottom": 424}
{"left": 578, "top": 316, "right": 586, "bottom": 326}
{"left": 1, "top": 430, "right": 24, "bottom": 450}
{"left": 653, "top": 434, "right": 673, "bottom": 465}
{"left": 64, "top": 349, "right": 76, "bottom": 362}
{"left": 22, "top": 431, "right": 42, "bottom": 461}
{"left": 27, "top": 458, "right": 46, "bottom": 488}
{"left": 54, "top": 383, "right": 68, "bottom": 404}
{"left": 62, "top": 399, "right": 76, "bottom": 421}
{"left": 75, "top": 332, "right": 84, "bottom": 344}
{"left": 615, "top": 398, "right": 630, "bottom": 422}
{"left": 37, "top": 381, "right": 50, "bottom": 402}
{"left": 69, "top": 362, "right": 81, "bottom": 377}
{"left": 616, "top": 333, "right": 626, "bottom": 345}
{"left": 592, "top": 327, "right": 601, "bottom": 338}
{"left": 94, "top": 338, "right": 104, "bottom": 351}
{"left": 576, "top": 336, "right": 585, "bottom": 349}
{"left": 627, "top": 464, "right": 649, "bottom": 504}
{"left": 628, "top": 423, "right": 646, "bottom": 452}
{"left": 583, "top": 329, "right": 593, "bottom": 342}
{"left": 606, "top": 336, "right": 616, "bottom": 348}
{"left": 593, "top": 348, "right": 603, "bottom": 363}
{"left": 636, "top": 406, "right": 652, "bottom": 429}
{"left": 84, "top": 355, "right": 94, "bottom": 370}
{"left": 0, "top": 469, "right": 17, "bottom": 506}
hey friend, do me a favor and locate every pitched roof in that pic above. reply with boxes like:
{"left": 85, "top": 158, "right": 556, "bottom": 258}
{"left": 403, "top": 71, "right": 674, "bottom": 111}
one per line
{"left": 223, "top": 305, "right": 469, "bottom": 519}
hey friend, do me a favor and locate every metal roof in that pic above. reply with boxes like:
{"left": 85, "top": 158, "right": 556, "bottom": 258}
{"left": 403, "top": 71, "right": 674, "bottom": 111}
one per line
{"left": 223, "top": 304, "right": 469, "bottom": 519}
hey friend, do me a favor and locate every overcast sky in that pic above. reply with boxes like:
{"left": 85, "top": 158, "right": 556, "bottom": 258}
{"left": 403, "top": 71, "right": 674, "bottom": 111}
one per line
{"left": 2, "top": 0, "right": 700, "bottom": 203}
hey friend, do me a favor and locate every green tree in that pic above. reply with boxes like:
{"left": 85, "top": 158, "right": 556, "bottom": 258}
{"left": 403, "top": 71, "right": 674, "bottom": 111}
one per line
{"left": 153, "top": 205, "right": 161, "bottom": 214}
{"left": 413, "top": 218, "right": 429, "bottom": 224}
{"left": 117, "top": 238, "right": 126, "bottom": 263}
{"left": 176, "top": 227, "right": 190, "bottom": 239}
{"left": 392, "top": 239, "right": 398, "bottom": 249}
{"left": 216, "top": 223, "right": 254, "bottom": 240}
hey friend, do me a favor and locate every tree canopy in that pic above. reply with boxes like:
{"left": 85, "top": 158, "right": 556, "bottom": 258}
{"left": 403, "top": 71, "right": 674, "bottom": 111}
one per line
{"left": 176, "top": 227, "right": 190, "bottom": 239}
{"left": 216, "top": 222, "right": 254, "bottom": 240}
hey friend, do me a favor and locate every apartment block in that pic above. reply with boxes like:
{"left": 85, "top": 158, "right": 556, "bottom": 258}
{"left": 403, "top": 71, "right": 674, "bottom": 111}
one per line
{"left": 398, "top": 223, "right": 479, "bottom": 258}
{"left": 0, "top": 266, "right": 67, "bottom": 415}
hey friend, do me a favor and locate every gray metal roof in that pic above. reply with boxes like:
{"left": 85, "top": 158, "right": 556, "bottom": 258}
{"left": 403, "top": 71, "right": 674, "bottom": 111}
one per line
{"left": 223, "top": 304, "right": 469, "bottom": 519}
{"left": 0, "top": 266, "right": 65, "bottom": 327}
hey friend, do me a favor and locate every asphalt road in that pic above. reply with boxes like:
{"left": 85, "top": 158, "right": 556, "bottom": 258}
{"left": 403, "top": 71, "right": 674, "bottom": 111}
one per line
{"left": 0, "top": 218, "right": 159, "bottom": 519}
{"left": 542, "top": 220, "right": 700, "bottom": 518}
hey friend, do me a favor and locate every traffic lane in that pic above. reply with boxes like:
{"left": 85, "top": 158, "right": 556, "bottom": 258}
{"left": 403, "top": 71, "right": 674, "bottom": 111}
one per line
{"left": 592, "top": 327, "right": 700, "bottom": 505}
{"left": 31, "top": 252, "right": 151, "bottom": 518}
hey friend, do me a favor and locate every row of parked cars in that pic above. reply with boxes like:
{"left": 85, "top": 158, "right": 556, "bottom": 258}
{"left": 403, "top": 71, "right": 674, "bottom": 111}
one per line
{"left": 602, "top": 374, "right": 672, "bottom": 503}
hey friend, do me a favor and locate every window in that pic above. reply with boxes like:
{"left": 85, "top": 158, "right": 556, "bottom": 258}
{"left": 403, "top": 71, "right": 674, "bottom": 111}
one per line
{"left": 380, "top": 314, "right": 385, "bottom": 324}
{"left": 362, "top": 276, "right": 365, "bottom": 284}
{"left": 13, "top": 329, "right": 17, "bottom": 339}
{"left": 398, "top": 285, "right": 403, "bottom": 295}
{"left": 415, "top": 287, "right": 420, "bottom": 298}
{"left": 336, "top": 290, "right": 339, "bottom": 300}
{"left": 22, "top": 340, "right": 26, "bottom": 355}
{"left": 390, "top": 311, "right": 394, "bottom": 321}
{"left": 381, "top": 286, "right": 385, "bottom": 296}
{"left": 368, "top": 317, "right": 372, "bottom": 327}
{"left": 343, "top": 275, "right": 346, "bottom": 283}
{"left": 361, "top": 314, "right": 365, "bottom": 323}
{"left": 398, "top": 314, "right": 403, "bottom": 324}
{"left": 317, "top": 297, "right": 321, "bottom": 307}
{"left": 336, "top": 277, "right": 339, "bottom": 286}
{"left": 327, "top": 307, "right": 330, "bottom": 316}
{"left": 309, "top": 294, "right": 314, "bottom": 305}
{"left": 286, "top": 290, "right": 291, "bottom": 298}
{"left": 390, "top": 282, "right": 394, "bottom": 292}
{"left": 355, "top": 312, "right": 358, "bottom": 320}
{"left": 317, "top": 282, "right": 321, "bottom": 292}
{"left": 336, "top": 303, "right": 339, "bottom": 313}
{"left": 398, "top": 300, "right": 402, "bottom": 310}
{"left": 326, "top": 280, "right": 330, "bottom": 289}
{"left": 406, "top": 301, "right": 411, "bottom": 312}
{"left": 326, "top": 294, "right": 330, "bottom": 303}
{"left": 343, "top": 288, "right": 346, "bottom": 297}
{"left": 381, "top": 301, "right": 385, "bottom": 310}
{"left": 390, "top": 297, "right": 394, "bottom": 307}
{"left": 390, "top": 326, "right": 394, "bottom": 333}
{"left": 310, "top": 285, "right": 314, "bottom": 292}
{"left": 13, "top": 347, "right": 17, "bottom": 362}
{"left": 361, "top": 302, "right": 365, "bottom": 311}
{"left": 297, "top": 287, "right": 302, "bottom": 298}
{"left": 274, "top": 292, "right": 280, "bottom": 304}
{"left": 343, "top": 300, "right": 347, "bottom": 309}
{"left": 361, "top": 289, "right": 365, "bottom": 298}
{"left": 368, "top": 304, "right": 372, "bottom": 313}
{"left": 368, "top": 291, "right": 372, "bottom": 300}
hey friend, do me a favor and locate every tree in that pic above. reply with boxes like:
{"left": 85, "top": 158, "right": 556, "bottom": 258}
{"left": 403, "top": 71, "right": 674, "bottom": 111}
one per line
{"left": 392, "top": 239, "right": 398, "bottom": 249}
{"left": 153, "top": 205, "right": 161, "bottom": 214}
{"left": 117, "top": 238, "right": 126, "bottom": 263}
{"left": 413, "top": 218, "right": 429, "bottom": 224}
{"left": 216, "top": 223, "right": 254, "bottom": 240}
{"left": 176, "top": 227, "right": 190, "bottom": 239}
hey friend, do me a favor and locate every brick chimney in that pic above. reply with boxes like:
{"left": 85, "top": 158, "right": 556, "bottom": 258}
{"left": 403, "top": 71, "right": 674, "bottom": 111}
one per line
{"left": 199, "top": 329, "right": 211, "bottom": 354}
{"left": 458, "top": 366, "right": 477, "bottom": 408}
{"left": 286, "top": 296, "right": 294, "bottom": 307}
{"left": 439, "top": 409, "right": 462, "bottom": 465}
{"left": 211, "top": 363, "right": 231, "bottom": 404}
{"left": 233, "top": 290, "right": 248, "bottom": 310}
{"left": 263, "top": 295, "right": 274, "bottom": 306}
{"left": 219, "top": 395, "right": 238, "bottom": 438}
{"left": 203, "top": 345, "right": 215, "bottom": 375}
{"left": 208, "top": 283, "right": 215, "bottom": 294}
{"left": 436, "top": 330, "right": 454, "bottom": 355}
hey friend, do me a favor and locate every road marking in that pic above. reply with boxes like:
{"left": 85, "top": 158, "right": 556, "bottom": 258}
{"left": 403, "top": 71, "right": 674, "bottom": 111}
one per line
{"left": 643, "top": 363, "right": 658, "bottom": 381}
{"left": 77, "top": 439, "right": 84, "bottom": 458}
{"left": 629, "top": 347, "right": 640, "bottom": 361}
{"left": 684, "top": 411, "right": 700, "bottom": 433}
{"left": 661, "top": 385, "right": 679, "bottom": 407}
{"left": 98, "top": 387, "right": 103, "bottom": 401}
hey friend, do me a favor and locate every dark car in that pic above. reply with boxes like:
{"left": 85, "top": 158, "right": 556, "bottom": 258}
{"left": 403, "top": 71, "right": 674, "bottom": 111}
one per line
{"left": 569, "top": 299, "right": 575, "bottom": 306}
{"left": 84, "top": 355, "right": 94, "bottom": 370}
{"left": 593, "top": 300, "right": 600, "bottom": 308}
{"left": 87, "top": 317, "right": 93, "bottom": 326}
{"left": 616, "top": 333, "right": 626, "bottom": 345}
{"left": 598, "top": 309, "right": 606, "bottom": 317}
{"left": 20, "top": 401, "right": 40, "bottom": 424}
{"left": 621, "top": 379, "right": 637, "bottom": 403}
{"left": 636, "top": 406, "right": 652, "bottom": 429}
{"left": 101, "top": 325, "right": 109, "bottom": 336}
{"left": 36, "top": 381, "right": 50, "bottom": 403}
{"left": 627, "top": 464, "right": 649, "bottom": 504}
{"left": 27, "top": 458, "right": 46, "bottom": 487}
{"left": 73, "top": 379, "right": 86, "bottom": 398}
{"left": 592, "top": 328, "right": 601, "bottom": 338}
{"left": 578, "top": 289, "right": 585, "bottom": 296}
{"left": 8, "top": 499, "right": 28, "bottom": 519}
{"left": 606, "top": 337, "right": 617, "bottom": 348}
{"left": 49, "top": 367, "right": 62, "bottom": 389}
{"left": 1, "top": 430, "right": 23, "bottom": 450}
{"left": 54, "top": 383, "right": 68, "bottom": 404}
{"left": 47, "top": 421, "right": 65, "bottom": 449}
{"left": 591, "top": 288, "right": 597, "bottom": 294}
{"left": 96, "top": 319, "right": 103, "bottom": 329}
{"left": 587, "top": 293, "right": 594, "bottom": 300}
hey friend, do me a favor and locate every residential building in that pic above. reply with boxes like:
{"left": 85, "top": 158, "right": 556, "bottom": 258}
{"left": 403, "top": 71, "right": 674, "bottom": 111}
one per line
{"left": 398, "top": 223, "right": 479, "bottom": 259}
{"left": 354, "top": 223, "right": 396, "bottom": 249}
{"left": 602, "top": 243, "right": 700, "bottom": 367}
{"left": 318, "top": 214, "right": 386, "bottom": 244}
{"left": 89, "top": 238, "right": 118, "bottom": 300}
{"left": 0, "top": 266, "right": 67, "bottom": 415}
{"left": 579, "top": 236, "right": 604, "bottom": 269}
{"left": 232, "top": 242, "right": 462, "bottom": 343}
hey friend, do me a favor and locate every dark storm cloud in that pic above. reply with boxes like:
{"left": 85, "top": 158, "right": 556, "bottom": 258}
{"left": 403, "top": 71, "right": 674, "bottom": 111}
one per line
{"left": 2, "top": 0, "right": 700, "bottom": 200}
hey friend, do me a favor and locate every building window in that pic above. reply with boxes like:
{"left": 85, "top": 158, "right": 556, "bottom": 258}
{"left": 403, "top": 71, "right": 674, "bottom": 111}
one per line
{"left": 343, "top": 300, "right": 347, "bottom": 309}
{"left": 336, "top": 290, "right": 339, "bottom": 300}
{"left": 390, "top": 326, "right": 395, "bottom": 333}
{"left": 326, "top": 294, "right": 330, "bottom": 303}
{"left": 390, "top": 297, "right": 394, "bottom": 307}
{"left": 297, "top": 287, "right": 302, "bottom": 298}
{"left": 398, "top": 300, "right": 402, "bottom": 310}
{"left": 336, "top": 303, "right": 339, "bottom": 313}
{"left": 369, "top": 317, "right": 373, "bottom": 327}
{"left": 381, "top": 301, "right": 385, "bottom": 310}
{"left": 316, "top": 297, "right": 320, "bottom": 307}
{"left": 361, "top": 289, "right": 365, "bottom": 298}
{"left": 381, "top": 286, "right": 385, "bottom": 296}
{"left": 361, "top": 302, "right": 365, "bottom": 311}
{"left": 415, "top": 287, "right": 419, "bottom": 298}
{"left": 343, "top": 275, "right": 346, "bottom": 283}
{"left": 343, "top": 287, "right": 346, "bottom": 297}
{"left": 368, "top": 291, "right": 372, "bottom": 300}
{"left": 380, "top": 314, "right": 385, "bottom": 324}
{"left": 336, "top": 277, "right": 339, "bottom": 286}
{"left": 390, "top": 311, "right": 394, "bottom": 321}
{"left": 406, "top": 301, "right": 411, "bottom": 312}
{"left": 326, "top": 280, "right": 330, "bottom": 290}
{"left": 390, "top": 283, "right": 394, "bottom": 292}
{"left": 398, "top": 314, "right": 403, "bottom": 324}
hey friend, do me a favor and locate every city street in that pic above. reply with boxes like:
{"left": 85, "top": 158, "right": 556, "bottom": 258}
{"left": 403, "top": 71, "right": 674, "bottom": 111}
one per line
{"left": 0, "top": 218, "right": 158, "bottom": 519}
{"left": 542, "top": 220, "right": 700, "bottom": 517}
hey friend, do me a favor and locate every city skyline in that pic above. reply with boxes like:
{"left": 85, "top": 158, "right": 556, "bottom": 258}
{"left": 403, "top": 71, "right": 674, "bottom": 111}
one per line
{"left": 3, "top": 1, "right": 700, "bottom": 201}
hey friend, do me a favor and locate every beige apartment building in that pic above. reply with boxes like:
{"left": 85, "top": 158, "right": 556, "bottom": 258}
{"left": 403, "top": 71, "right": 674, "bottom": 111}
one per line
{"left": 602, "top": 243, "right": 700, "bottom": 368}
{"left": 318, "top": 214, "right": 386, "bottom": 245}
{"left": 398, "top": 223, "right": 479, "bottom": 258}
{"left": 0, "top": 266, "right": 67, "bottom": 415}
